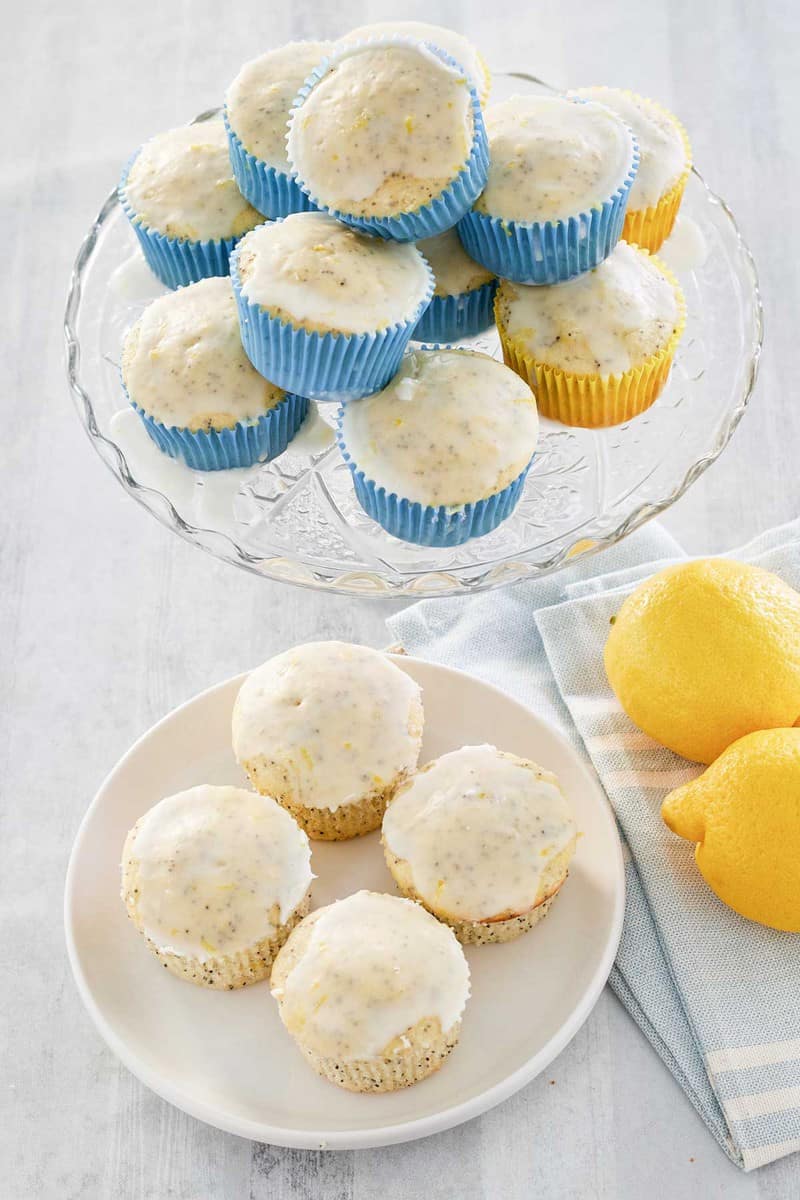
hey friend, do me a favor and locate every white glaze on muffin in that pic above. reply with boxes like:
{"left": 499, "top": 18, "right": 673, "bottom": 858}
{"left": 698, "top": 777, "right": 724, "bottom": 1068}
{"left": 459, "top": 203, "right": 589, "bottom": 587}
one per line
{"left": 122, "top": 785, "right": 312, "bottom": 962}
{"left": 286, "top": 41, "right": 474, "bottom": 217}
{"left": 338, "top": 21, "right": 489, "bottom": 102}
{"left": 416, "top": 228, "right": 494, "bottom": 297}
{"left": 271, "top": 890, "right": 469, "bottom": 1060}
{"left": 124, "top": 120, "right": 260, "bottom": 241}
{"left": 572, "top": 87, "right": 689, "bottom": 210}
{"left": 497, "top": 241, "right": 680, "bottom": 377}
{"left": 476, "top": 95, "right": 636, "bottom": 224}
{"left": 121, "top": 277, "right": 284, "bottom": 431}
{"left": 232, "top": 641, "right": 423, "bottom": 814}
{"left": 226, "top": 41, "right": 333, "bottom": 169}
{"left": 383, "top": 745, "right": 577, "bottom": 922}
{"left": 339, "top": 348, "right": 538, "bottom": 506}
{"left": 235, "top": 212, "right": 432, "bottom": 333}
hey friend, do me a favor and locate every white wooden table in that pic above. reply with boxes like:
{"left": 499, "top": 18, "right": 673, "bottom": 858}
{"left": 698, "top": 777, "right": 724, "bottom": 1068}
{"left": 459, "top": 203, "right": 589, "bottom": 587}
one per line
{"left": 3, "top": 0, "right": 799, "bottom": 1195}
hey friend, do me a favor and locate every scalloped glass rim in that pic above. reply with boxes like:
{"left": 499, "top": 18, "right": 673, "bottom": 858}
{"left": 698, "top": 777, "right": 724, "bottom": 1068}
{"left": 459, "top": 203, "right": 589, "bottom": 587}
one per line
{"left": 64, "top": 77, "right": 763, "bottom": 598}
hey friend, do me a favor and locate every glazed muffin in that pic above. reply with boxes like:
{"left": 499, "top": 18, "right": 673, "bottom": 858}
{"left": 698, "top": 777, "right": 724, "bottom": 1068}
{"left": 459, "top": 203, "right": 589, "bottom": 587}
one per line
{"left": 337, "top": 348, "right": 539, "bottom": 546}
{"left": 231, "top": 212, "right": 433, "bottom": 401}
{"left": 271, "top": 890, "right": 470, "bottom": 1092}
{"left": 121, "top": 277, "right": 307, "bottom": 470}
{"left": 225, "top": 41, "right": 332, "bottom": 218}
{"left": 339, "top": 21, "right": 491, "bottom": 104}
{"left": 573, "top": 87, "right": 691, "bottom": 252}
{"left": 413, "top": 228, "right": 496, "bottom": 343}
{"left": 121, "top": 785, "right": 312, "bottom": 988}
{"left": 286, "top": 38, "right": 488, "bottom": 240}
{"left": 232, "top": 641, "right": 424, "bottom": 840}
{"left": 383, "top": 745, "right": 577, "bottom": 944}
{"left": 119, "top": 119, "right": 260, "bottom": 288}
{"left": 457, "top": 95, "right": 638, "bottom": 285}
{"left": 496, "top": 240, "right": 686, "bottom": 427}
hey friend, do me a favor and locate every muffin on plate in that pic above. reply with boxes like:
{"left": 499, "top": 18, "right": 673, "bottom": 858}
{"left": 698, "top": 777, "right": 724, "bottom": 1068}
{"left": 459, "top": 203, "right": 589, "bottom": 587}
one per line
{"left": 337, "top": 348, "right": 539, "bottom": 546}
{"left": 496, "top": 240, "right": 686, "bottom": 427}
{"left": 286, "top": 38, "right": 488, "bottom": 241}
{"left": 230, "top": 212, "right": 433, "bottom": 401}
{"left": 412, "top": 228, "right": 497, "bottom": 344}
{"left": 572, "top": 87, "right": 692, "bottom": 253}
{"left": 225, "top": 41, "right": 332, "bottom": 218}
{"left": 383, "top": 745, "right": 578, "bottom": 944}
{"left": 232, "top": 641, "right": 424, "bottom": 840}
{"left": 121, "top": 785, "right": 313, "bottom": 988}
{"left": 271, "top": 890, "right": 470, "bottom": 1092}
{"left": 457, "top": 95, "right": 639, "bottom": 285}
{"left": 119, "top": 119, "right": 260, "bottom": 289}
{"left": 338, "top": 21, "right": 491, "bottom": 104}
{"left": 121, "top": 277, "right": 308, "bottom": 470}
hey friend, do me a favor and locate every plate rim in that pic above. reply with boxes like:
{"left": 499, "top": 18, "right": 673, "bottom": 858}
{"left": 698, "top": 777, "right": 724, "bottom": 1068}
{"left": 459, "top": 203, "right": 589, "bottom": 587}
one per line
{"left": 64, "top": 654, "right": 625, "bottom": 1150}
{"left": 63, "top": 75, "right": 764, "bottom": 600}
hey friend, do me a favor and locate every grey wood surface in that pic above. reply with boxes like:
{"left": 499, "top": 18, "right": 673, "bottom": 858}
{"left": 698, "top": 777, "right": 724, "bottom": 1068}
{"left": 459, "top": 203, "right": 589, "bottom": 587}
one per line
{"left": 2, "top": 0, "right": 799, "bottom": 1195}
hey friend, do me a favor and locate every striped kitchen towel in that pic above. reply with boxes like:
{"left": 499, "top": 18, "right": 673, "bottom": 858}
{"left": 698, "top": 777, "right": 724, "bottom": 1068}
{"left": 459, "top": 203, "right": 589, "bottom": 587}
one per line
{"left": 386, "top": 517, "right": 800, "bottom": 1171}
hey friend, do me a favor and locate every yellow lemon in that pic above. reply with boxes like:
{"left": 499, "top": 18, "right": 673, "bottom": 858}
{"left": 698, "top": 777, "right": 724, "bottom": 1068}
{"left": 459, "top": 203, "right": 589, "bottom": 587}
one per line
{"left": 604, "top": 558, "right": 800, "bottom": 763}
{"left": 661, "top": 728, "right": 800, "bottom": 931}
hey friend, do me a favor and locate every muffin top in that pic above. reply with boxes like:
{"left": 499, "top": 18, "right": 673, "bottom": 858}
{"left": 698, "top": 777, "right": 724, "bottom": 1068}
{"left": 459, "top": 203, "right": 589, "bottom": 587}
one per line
{"left": 286, "top": 41, "right": 474, "bottom": 219}
{"left": 121, "top": 785, "right": 312, "bottom": 961}
{"left": 123, "top": 120, "right": 260, "bottom": 241}
{"left": 121, "top": 277, "right": 285, "bottom": 431}
{"left": 417, "top": 228, "right": 494, "bottom": 297}
{"left": 339, "top": 348, "right": 538, "bottom": 507}
{"left": 497, "top": 241, "right": 682, "bottom": 377}
{"left": 476, "top": 95, "right": 636, "bottom": 224}
{"left": 232, "top": 641, "right": 423, "bottom": 813}
{"left": 383, "top": 745, "right": 577, "bottom": 922}
{"left": 339, "top": 21, "right": 489, "bottom": 103}
{"left": 271, "top": 890, "right": 470, "bottom": 1059}
{"left": 573, "top": 87, "right": 690, "bottom": 210}
{"left": 225, "top": 41, "right": 333, "bottom": 170}
{"left": 235, "top": 212, "right": 432, "bottom": 334}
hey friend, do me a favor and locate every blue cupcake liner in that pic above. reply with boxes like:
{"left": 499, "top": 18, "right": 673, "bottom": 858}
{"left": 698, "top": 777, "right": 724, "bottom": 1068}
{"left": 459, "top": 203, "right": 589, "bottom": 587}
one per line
{"left": 224, "top": 113, "right": 316, "bottom": 219}
{"left": 457, "top": 115, "right": 640, "bottom": 285}
{"left": 412, "top": 279, "right": 497, "bottom": 344}
{"left": 230, "top": 228, "right": 434, "bottom": 402}
{"left": 118, "top": 154, "right": 248, "bottom": 290}
{"left": 336, "top": 410, "right": 533, "bottom": 547}
{"left": 287, "top": 39, "right": 489, "bottom": 242}
{"left": 130, "top": 390, "right": 309, "bottom": 471}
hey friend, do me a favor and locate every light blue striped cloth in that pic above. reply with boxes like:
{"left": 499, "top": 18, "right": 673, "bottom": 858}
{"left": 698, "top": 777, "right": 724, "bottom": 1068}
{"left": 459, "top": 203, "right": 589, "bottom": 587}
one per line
{"left": 387, "top": 518, "right": 800, "bottom": 1171}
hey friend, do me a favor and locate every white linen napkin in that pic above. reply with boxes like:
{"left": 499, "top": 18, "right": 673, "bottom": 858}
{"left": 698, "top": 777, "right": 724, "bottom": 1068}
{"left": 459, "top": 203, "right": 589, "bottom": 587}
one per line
{"left": 386, "top": 518, "right": 800, "bottom": 1171}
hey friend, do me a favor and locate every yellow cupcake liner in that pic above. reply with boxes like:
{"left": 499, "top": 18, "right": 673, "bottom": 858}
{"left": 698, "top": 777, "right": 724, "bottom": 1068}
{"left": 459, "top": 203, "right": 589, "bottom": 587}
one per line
{"left": 476, "top": 53, "right": 492, "bottom": 105}
{"left": 495, "top": 249, "right": 687, "bottom": 429}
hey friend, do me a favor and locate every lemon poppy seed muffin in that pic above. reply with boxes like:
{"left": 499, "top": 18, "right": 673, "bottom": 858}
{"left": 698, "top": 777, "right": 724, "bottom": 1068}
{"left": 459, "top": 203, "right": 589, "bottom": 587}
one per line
{"left": 121, "top": 277, "right": 307, "bottom": 469}
{"left": 573, "top": 87, "right": 692, "bottom": 252}
{"left": 225, "top": 41, "right": 333, "bottom": 217}
{"left": 231, "top": 212, "right": 433, "bottom": 400}
{"left": 121, "top": 785, "right": 313, "bottom": 988}
{"left": 226, "top": 41, "right": 333, "bottom": 176}
{"left": 271, "top": 890, "right": 470, "bottom": 1091}
{"left": 382, "top": 745, "right": 578, "bottom": 944}
{"left": 337, "top": 348, "right": 538, "bottom": 545}
{"left": 232, "top": 642, "right": 424, "bottom": 840}
{"left": 496, "top": 241, "right": 686, "bottom": 427}
{"left": 122, "top": 119, "right": 260, "bottom": 241}
{"left": 413, "top": 228, "right": 496, "bottom": 342}
{"left": 286, "top": 39, "right": 486, "bottom": 237}
{"left": 339, "top": 21, "right": 491, "bottom": 104}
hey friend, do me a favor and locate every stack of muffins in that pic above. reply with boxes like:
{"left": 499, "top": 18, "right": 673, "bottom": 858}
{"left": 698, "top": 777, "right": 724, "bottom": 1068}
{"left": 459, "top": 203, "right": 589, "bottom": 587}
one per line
{"left": 118, "top": 21, "right": 691, "bottom": 546}
{"left": 122, "top": 640, "right": 578, "bottom": 1093}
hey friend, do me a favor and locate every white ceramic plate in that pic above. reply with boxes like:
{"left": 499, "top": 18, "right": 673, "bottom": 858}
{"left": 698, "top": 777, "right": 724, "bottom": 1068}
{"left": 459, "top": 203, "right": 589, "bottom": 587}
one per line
{"left": 65, "top": 656, "right": 624, "bottom": 1149}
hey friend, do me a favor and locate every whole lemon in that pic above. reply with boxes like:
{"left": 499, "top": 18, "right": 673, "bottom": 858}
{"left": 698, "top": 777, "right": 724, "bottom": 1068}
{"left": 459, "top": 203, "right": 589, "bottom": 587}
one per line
{"left": 604, "top": 559, "right": 800, "bottom": 763}
{"left": 661, "top": 728, "right": 800, "bottom": 931}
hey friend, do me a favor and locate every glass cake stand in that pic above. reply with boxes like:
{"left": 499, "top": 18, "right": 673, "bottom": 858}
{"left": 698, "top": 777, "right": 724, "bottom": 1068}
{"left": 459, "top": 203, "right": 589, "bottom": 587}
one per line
{"left": 64, "top": 72, "right": 763, "bottom": 598}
